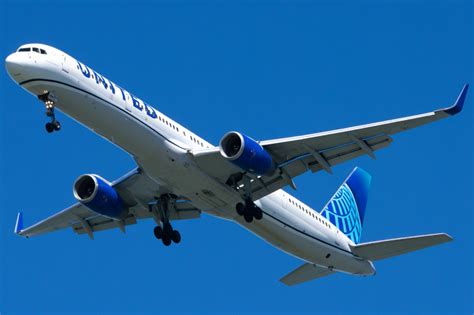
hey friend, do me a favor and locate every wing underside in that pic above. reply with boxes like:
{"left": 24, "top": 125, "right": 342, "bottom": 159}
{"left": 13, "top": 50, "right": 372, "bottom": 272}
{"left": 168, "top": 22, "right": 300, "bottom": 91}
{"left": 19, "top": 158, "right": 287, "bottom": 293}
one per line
{"left": 16, "top": 168, "right": 201, "bottom": 239}
{"left": 193, "top": 85, "right": 468, "bottom": 202}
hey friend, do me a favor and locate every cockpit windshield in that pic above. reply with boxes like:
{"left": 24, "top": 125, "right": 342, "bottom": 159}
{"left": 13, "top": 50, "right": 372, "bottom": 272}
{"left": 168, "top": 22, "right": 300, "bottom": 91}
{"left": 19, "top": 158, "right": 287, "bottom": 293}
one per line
{"left": 17, "top": 47, "right": 47, "bottom": 54}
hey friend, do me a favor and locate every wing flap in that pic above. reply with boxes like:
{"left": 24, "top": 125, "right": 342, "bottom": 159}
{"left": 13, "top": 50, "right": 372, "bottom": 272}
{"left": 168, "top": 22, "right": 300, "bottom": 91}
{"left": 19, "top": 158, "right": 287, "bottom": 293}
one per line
{"left": 350, "top": 233, "right": 453, "bottom": 261}
{"left": 249, "top": 134, "right": 391, "bottom": 201}
{"left": 280, "top": 263, "right": 335, "bottom": 286}
{"left": 73, "top": 214, "right": 137, "bottom": 235}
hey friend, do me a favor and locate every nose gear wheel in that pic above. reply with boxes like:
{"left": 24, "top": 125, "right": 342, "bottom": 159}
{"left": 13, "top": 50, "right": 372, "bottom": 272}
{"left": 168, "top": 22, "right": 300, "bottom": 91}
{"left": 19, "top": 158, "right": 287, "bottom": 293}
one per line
{"left": 38, "top": 92, "right": 61, "bottom": 133}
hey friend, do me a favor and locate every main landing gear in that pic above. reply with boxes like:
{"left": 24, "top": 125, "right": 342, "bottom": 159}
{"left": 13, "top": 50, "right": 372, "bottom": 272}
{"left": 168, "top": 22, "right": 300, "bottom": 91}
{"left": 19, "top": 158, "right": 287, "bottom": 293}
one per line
{"left": 236, "top": 199, "right": 263, "bottom": 223}
{"left": 153, "top": 223, "right": 181, "bottom": 246}
{"left": 149, "top": 194, "right": 181, "bottom": 246}
{"left": 38, "top": 92, "right": 61, "bottom": 133}
{"left": 228, "top": 173, "right": 264, "bottom": 223}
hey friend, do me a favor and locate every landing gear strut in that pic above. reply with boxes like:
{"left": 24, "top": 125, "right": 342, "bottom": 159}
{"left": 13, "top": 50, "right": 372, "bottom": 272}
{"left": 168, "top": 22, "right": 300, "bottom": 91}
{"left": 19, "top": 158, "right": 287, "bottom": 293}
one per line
{"left": 38, "top": 92, "right": 61, "bottom": 133}
{"left": 235, "top": 175, "right": 263, "bottom": 223}
{"left": 149, "top": 194, "right": 181, "bottom": 246}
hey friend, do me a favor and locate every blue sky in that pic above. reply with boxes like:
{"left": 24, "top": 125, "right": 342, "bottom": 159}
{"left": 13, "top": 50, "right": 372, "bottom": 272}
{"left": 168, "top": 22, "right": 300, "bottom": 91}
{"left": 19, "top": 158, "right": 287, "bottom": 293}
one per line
{"left": 1, "top": 1, "right": 472, "bottom": 314}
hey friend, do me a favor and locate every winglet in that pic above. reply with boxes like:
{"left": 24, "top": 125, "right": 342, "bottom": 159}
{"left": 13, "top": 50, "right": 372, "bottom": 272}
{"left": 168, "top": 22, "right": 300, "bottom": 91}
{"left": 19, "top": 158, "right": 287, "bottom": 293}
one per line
{"left": 443, "top": 84, "right": 469, "bottom": 115}
{"left": 14, "top": 212, "right": 23, "bottom": 235}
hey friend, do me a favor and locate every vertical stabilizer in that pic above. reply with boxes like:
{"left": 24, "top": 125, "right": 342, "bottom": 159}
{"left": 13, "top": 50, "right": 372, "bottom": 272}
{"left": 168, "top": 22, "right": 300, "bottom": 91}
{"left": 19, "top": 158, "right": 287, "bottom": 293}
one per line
{"left": 320, "top": 167, "right": 371, "bottom": 244}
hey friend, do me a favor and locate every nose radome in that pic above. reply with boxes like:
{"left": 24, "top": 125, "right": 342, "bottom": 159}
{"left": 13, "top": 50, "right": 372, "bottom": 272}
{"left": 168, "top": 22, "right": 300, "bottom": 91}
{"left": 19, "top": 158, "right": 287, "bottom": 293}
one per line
{"left": 5, "top": 53, "right": 24, "bottom": 79}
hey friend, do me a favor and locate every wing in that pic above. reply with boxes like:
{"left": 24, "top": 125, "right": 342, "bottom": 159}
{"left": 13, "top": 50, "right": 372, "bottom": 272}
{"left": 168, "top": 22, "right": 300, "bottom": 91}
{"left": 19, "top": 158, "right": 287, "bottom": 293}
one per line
{"left": 280, "top": 263, "right": 335, "bottom": 286}
{"left": 193, "top": 84, "right": 468, "bottom": 201}
{"left": 15, "top": 168, "right": 201, "bottom": 239}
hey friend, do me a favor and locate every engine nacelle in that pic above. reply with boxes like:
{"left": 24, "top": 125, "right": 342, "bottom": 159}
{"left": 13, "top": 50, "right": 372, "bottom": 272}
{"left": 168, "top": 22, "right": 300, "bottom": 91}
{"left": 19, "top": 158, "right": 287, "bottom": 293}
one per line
{"left": 73, "top": 174, "right": 125, "bottom": 219}
{"left": 219, "top": 131, "right": 275, "bottom": 176}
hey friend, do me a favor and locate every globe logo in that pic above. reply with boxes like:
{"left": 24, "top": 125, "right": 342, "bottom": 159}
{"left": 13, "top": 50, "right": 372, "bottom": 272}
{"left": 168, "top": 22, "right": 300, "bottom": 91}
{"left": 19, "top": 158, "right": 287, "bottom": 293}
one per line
{"left": 321, "top": 183, "right": 362, "bottom": 244}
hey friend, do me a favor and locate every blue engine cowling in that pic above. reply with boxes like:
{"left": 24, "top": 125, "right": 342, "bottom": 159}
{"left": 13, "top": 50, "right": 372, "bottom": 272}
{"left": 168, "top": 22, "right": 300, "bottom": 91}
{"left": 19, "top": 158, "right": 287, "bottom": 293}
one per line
{"left": 219, "top": 131, "right": 276, "bottom": 176}
{"left": 73, "top": 174, "right": 125, "bottom": 219}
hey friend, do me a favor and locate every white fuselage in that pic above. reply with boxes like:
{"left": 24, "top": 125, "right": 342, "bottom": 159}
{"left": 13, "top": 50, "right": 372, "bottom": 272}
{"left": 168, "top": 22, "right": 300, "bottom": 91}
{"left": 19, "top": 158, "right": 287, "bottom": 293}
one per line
{"left": 5, "top": 44, "right": 375, "bottom": 276}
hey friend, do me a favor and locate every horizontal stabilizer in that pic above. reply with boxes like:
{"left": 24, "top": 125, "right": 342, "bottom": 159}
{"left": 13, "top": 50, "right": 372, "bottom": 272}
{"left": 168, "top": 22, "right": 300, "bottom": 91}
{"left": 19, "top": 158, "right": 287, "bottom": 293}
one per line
{"left": 350, "top": 233, "right": 453, "bottom": 261}
{"left": 280, "top": 263, "right": 334, "bottom": 286}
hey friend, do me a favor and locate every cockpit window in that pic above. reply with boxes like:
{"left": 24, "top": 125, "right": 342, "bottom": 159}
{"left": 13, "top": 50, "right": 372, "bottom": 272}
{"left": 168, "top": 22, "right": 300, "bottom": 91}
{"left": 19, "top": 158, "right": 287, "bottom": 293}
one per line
{"left": 17, "top": 47, "right": 47, "bottom": 54}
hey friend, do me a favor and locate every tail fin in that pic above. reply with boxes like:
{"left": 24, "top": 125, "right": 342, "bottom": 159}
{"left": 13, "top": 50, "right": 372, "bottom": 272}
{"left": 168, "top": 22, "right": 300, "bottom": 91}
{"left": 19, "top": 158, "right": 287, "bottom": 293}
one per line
{"left": 320, "top": 167, "right": 371, "bottom": 244}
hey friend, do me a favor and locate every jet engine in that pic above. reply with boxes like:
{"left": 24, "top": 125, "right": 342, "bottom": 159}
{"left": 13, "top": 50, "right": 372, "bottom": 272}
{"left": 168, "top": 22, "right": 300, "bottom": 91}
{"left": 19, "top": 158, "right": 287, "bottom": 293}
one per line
{"left": 219, "top": 131, "right": 275, "bottom": 176}
{"left": 73, "top": 174, "right": 125, "bottom": 219}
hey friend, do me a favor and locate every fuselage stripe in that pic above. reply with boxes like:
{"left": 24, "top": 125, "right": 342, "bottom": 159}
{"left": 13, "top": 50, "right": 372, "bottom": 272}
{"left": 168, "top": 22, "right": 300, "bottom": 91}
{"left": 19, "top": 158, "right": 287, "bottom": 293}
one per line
{"left": 261, "top": 209, "right": 354, "bottom": 256}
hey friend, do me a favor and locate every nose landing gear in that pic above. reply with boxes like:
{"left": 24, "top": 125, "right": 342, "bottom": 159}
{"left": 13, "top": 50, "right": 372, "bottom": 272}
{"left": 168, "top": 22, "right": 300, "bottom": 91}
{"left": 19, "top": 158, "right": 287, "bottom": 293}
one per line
{"left": 38, "top": 92, "right": 61, "bottom": 133}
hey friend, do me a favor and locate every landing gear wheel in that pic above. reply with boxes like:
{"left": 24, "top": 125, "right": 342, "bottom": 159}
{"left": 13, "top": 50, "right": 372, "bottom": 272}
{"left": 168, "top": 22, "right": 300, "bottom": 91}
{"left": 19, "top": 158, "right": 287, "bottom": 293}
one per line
{"left": 163, "top": 222, "right": 173, "bottom": 235}
{"left": 236, "top": 202, "right": 245, "bottom": 216}
{"left": 39, "top": 92, "right": 61, "bottom": 133}
{"left": 244, "top": 213, "right": 253, "bottom": 223}
{"left": 45, "top": 122, "right": 54, "bottom": 133}
{"left": 162, "top": 235, "right": 172, "bottom": 246}
{"left": 253, "top": 207, "right": 263, "bottom": 220}
{"left": 171, "top": 230, "right": 181, "bottom": 244}
{"left": 153, "top": 226, "right": 163, "bottom": 239}
{"left": 152, "top": 194, "right": 184, "bottom": 246}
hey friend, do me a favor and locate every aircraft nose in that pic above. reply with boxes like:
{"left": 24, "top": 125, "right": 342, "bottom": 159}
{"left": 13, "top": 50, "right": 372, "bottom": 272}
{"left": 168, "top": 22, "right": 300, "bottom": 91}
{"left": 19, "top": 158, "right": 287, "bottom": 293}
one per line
{"left": 5, "top": 53, "right": 24, "bottom": 79}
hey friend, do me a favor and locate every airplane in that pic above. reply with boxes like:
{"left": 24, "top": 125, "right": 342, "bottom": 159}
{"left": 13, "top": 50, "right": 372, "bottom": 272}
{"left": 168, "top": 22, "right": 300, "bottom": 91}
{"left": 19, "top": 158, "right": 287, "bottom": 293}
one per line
{"left": 5, "top": 43, "right": 468, "bottom": 285}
